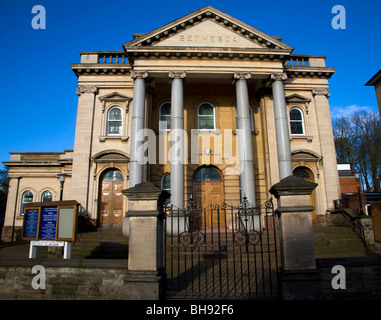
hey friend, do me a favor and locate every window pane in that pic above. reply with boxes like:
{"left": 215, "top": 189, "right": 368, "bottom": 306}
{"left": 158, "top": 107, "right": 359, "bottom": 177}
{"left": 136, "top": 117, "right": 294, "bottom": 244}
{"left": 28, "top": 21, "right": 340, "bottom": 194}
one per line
{"left": 194, "top": 167, "right": 222, "bottom": 181}
{"left": 102, "top": 169, "right": 123, "bottom": 181}
{"left": 290, "top": 109, "right": 302, "bottom": 120}
{"left": 109, "top": 108, "right": 122, "bottom": 120}
{"left": 290, "top": 121, "right": 303, "bottom": 134}
{"left": 161, "top": 103, "right": 171, "bottom": 116}
{"left": 41, "top": 191, "right": 53, "bottom": 202}
{"left": 23, "top": 191, "right": 33, "bottom": 203}
{"left": 199, "top": 104, "right": 213, "bottom": 115}
{"left": 162, "top": 174, "right": 170, "bottom": 190}
{"left": 293, "top": 167, "right": 311, "bottom": 179}
{"left": 108, "top": 121, "right": 122, "bottom": 135}
{"left": 199, "top": 116, "right": 214, "bottom": 129}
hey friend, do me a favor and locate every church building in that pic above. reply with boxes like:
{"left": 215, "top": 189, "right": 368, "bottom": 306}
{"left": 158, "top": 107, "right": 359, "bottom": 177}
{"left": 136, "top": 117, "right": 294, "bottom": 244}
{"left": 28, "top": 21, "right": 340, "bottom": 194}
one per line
{"left": 2, "top": 6, "right": 340, "bottom": 241}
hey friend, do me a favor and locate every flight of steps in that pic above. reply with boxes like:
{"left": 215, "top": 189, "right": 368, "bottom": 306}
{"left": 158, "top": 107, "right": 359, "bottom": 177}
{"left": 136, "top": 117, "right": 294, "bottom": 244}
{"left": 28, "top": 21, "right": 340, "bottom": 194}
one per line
{"left": 313, "top": 211, "right": 370, "bottom": 258}
{"left": 71, "top": 227, "right": 129, "bottom": 259}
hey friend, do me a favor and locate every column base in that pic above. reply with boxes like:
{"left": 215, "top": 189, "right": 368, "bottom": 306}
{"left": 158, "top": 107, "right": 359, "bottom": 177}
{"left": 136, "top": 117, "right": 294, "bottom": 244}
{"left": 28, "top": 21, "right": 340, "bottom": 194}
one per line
{"left": 279, "top": 268, "right": 323, "bottom": 300}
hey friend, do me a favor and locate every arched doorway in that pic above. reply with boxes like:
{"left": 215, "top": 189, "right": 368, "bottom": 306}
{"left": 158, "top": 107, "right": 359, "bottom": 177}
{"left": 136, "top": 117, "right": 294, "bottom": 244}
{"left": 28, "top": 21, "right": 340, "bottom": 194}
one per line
{"left": 192, "top": 166, "right": 225, "bottom": 227}
{"left": 98, "top": 168, "right": 124, "bottom": 228}
{"left": 293, "top": 166, "right": 316, "bottom": 222}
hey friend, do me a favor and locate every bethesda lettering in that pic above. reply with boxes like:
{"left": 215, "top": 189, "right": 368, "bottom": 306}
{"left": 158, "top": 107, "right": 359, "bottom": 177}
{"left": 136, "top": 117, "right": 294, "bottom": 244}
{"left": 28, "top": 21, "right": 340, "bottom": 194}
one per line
{"left": 146, "top": 304, "right": 180, "bottom": 317}
{"left": 179, "top": 34, "right": 237, "bottom": 43}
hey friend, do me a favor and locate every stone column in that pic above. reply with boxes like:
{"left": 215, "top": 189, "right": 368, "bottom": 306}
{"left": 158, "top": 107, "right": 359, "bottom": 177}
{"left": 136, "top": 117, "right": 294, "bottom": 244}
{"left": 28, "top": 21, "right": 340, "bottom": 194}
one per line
{"left": 169, "top": 71, "right": 186, "bottom": 209}
{"left": 234, "top": 72, "right": 256, "bottom": 206}
{"left": 270, "top": 73, "right": 293, "bottom": 180}
{"left": 270, "top": 175, "right": 322, "bottom": 299}
{"left": 122, "top": 182, "right": 168, "bottom": 299}
{"left": 129, "top": 71, "right": 148, "bottom": 188}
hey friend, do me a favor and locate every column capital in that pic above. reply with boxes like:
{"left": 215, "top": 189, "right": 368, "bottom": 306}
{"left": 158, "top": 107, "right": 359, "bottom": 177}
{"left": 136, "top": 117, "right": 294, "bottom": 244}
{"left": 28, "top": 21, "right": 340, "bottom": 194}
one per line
{"left": 169, "top": 71, "right": 186, "bottom": 79}
{"left": 131, "top": 71, "right": 149, "bottom": 80}
{"left": 76, "top": 86, "right": 98, "bottom": 96}
{"left": 270, "top": 73, "right": 288, "bottom": 82}
{"left": 233, "top": 72, "right": 252, "bottom": 81}
{"left": 312, "top": 88, "right": 330, "bottom": 98}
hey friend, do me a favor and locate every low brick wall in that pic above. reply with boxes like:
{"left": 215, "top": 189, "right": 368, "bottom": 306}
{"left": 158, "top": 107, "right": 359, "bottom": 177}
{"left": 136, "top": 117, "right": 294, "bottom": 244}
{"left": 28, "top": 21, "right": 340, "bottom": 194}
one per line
{"left": 0, "top": 258, "right": 161, "bottom": 300}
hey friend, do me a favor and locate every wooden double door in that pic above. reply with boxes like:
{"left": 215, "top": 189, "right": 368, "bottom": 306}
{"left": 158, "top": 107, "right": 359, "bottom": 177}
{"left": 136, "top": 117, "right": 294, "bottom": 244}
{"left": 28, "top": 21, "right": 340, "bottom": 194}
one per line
{"left": 99, "top": 169, "right": 124, "bottom": 227}
{"left": 192, "top": 167, "right": 225, "bottom": 228}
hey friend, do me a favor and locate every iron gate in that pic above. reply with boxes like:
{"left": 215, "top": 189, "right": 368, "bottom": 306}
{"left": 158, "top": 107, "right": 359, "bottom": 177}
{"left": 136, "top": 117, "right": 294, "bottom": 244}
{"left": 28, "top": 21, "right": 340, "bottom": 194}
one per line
{"left": 163, "top": 198, "right": 280, "bottom": 299}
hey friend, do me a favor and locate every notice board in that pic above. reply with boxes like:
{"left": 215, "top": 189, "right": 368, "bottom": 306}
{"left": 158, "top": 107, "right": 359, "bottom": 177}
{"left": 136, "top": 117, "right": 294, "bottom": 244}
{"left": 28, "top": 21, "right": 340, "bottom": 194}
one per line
{"left": 22, "top": 201, "right": 79, "bottom": 242}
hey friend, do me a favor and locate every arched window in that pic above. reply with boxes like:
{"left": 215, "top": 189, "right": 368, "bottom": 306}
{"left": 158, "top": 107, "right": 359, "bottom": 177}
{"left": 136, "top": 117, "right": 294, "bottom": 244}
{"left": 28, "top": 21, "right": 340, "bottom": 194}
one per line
{"left": 41, "top": 190, "right": 53, "bottom": 202}
{"left": 161, "top": 173, "right": 170, "bottom": 191}
{"left": 193, "top": 166, "right": 222, "bottom": 181}
{"left": 198, "top": 102, "right": 215, "bottom": 130}
{"left": 159, "top": 102, "right": 171, "bottom": 131}
{"left": 102, "top": 168, "right": 124, "bottom": 181}
{"left": 289, "top": 108, "right": 305, "bottom": 135}
{"left": 107, "top": 106, "right": 123, "bottom": 136}
{"left": 293, "top": 167, "right": 311, "bottom": 180}
{"left": 21, "top": 191, "right": 33, "bottom": 215}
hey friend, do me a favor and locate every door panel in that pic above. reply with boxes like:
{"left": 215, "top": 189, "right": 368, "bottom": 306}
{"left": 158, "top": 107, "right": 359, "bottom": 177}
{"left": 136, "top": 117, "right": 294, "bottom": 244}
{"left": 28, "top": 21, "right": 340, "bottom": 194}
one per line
{"left": 193, "top": 180, "right": 225, "bottom": 227}
{"left": 100, "top": 180, "right": 124, "bottom": 227}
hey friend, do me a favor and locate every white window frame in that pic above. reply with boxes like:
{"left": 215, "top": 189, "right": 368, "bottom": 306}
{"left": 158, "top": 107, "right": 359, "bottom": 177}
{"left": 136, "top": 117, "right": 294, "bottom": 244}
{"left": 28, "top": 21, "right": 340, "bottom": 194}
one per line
{"left": 289, "top": 107, "right": 305, "bottom": 136}
{"left": 197, "top": 102, "right": 216, "bottom": 131}
{"left": 159, "top": 102, "right": 171, "bottom": 131}
{"left": 106, "top": 106, "right": 123, "bottom": 136}
{"left": 21, "top": 190, "right": 33, "bottom": 216}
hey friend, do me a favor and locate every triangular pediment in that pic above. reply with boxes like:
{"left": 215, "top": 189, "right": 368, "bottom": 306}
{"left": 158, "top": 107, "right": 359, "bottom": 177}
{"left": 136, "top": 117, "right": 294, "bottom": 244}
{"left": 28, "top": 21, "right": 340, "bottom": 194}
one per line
{"left": 124, "top": 6, "right": 292, "bottom": 51}
{"left": 99, "top": 92, "right": 132, "bottom": 102}
{"left": 286, "top": 94, "right": 311, "bottom": 103}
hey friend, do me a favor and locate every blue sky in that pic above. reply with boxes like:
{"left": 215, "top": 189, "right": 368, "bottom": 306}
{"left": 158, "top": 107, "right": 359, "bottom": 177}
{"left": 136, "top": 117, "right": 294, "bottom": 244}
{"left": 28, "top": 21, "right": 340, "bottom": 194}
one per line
{"left": 0, "top": 0, "right": 380, "bottom": 170}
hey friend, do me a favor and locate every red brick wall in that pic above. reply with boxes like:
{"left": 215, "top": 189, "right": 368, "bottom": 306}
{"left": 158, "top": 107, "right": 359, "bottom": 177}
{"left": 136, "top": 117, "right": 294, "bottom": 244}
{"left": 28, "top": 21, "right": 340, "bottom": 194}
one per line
{"left": 340, "top": 177, "right": 360, "bottom": 194}
{"left": 371, "top": 203, "right": 381, "bottom": 242}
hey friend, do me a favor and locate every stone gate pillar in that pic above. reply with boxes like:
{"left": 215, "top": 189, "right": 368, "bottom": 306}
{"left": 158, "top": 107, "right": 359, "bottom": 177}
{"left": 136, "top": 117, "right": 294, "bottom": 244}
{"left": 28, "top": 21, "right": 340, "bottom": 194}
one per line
{"left": 122, "top": 182, "right": 168, "bottom": 299}
{"left": 270, "top": 175, "right": 322, "bottom": 299}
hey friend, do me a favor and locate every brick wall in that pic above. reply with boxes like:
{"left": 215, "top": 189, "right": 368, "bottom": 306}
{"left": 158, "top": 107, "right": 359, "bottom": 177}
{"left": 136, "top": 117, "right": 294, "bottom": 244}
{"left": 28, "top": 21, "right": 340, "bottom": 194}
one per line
{"left": 339, "top": 177, "right": 359, "bottom": 194}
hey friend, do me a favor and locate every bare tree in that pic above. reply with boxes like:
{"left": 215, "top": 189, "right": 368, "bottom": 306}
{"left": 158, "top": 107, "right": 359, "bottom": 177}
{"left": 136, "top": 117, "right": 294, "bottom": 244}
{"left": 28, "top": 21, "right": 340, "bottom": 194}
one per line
{"left": 333, "top": 111, "right": 381, "bottom": 192}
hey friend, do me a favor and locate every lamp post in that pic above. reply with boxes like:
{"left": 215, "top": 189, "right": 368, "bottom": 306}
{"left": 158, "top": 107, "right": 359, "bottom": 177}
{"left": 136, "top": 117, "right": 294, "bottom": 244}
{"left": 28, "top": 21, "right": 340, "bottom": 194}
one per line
{"left": 354, "top": 172, "right": 365, "bottom": 215}
{"left": 57, "top": 173, "right": 68, "bottom": 201}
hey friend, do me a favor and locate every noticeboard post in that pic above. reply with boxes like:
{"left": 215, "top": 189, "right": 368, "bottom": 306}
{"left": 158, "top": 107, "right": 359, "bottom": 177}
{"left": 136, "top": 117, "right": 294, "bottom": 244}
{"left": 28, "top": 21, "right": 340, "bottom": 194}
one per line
{"left": 22, "top": 201, "right": 79, "bottom": 258}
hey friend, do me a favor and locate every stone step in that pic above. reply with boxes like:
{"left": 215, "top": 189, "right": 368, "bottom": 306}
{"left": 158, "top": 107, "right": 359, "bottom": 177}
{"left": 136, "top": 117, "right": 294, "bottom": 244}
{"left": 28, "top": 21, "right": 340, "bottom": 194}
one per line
{"left": 70, "top": 228, "right": 128, "bottom": 259}
{"left": 313, "top": 212, "right": 370, "bottom": 258}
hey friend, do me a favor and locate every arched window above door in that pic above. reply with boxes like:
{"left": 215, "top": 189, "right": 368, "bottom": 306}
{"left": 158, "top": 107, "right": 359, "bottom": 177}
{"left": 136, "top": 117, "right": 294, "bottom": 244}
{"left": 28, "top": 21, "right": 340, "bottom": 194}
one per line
{"left": 101, "top": 168, "right": 123, "bottom": 181}
{"left": 293, "top": 167, "right": 312, "bottom": 180}
{"left": 193, "top": 166, "right": 222, "bottom": 181}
